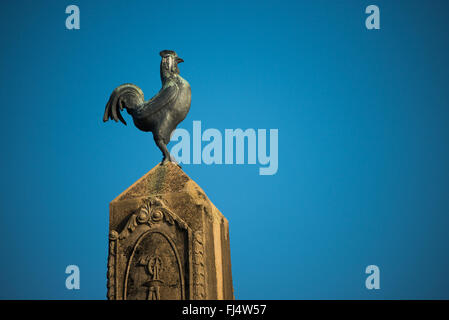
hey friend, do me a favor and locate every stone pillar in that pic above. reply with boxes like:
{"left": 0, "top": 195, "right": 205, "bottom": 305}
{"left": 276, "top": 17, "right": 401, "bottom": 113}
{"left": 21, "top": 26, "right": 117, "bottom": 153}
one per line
{"left": 107, "top": 163, "right": 234, "bottom": 300}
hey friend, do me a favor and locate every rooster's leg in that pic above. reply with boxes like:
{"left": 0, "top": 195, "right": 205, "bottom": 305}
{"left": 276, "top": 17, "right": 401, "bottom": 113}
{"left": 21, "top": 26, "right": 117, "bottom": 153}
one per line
{"left": 154, "top": 137, "right": 171, "bottom": 164}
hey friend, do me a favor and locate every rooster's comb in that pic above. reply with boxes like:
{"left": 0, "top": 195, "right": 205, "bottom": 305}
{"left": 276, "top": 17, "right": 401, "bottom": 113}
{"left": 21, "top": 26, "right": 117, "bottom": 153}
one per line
{"left": 160, "top": 50, "right": 177, "bottom": 57}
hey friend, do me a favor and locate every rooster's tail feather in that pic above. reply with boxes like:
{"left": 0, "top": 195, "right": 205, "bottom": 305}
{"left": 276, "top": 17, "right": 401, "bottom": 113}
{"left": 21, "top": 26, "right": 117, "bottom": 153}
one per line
{"left": 103, "top": 83, "right": 144, "bottom": 125}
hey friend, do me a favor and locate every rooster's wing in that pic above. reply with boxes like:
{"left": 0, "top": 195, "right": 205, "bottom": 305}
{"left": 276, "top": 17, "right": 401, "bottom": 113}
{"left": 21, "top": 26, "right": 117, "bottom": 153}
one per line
{"left": 134, "top": 81, "right": 179, "bottom": 119}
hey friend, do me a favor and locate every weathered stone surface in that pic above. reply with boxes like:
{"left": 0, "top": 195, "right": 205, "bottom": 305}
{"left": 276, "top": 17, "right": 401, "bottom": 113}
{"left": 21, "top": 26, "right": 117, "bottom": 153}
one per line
{"left": 107, "top": 162, "right": 234, "bottom": 300}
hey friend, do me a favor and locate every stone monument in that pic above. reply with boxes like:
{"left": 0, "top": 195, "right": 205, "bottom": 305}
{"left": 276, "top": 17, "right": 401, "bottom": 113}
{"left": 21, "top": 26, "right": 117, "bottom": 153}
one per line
{"left": 103, "top": 50, "right": 232, "bottom": 299}
{"left": 107, "top": 162, "right": 234, "bottom": 300}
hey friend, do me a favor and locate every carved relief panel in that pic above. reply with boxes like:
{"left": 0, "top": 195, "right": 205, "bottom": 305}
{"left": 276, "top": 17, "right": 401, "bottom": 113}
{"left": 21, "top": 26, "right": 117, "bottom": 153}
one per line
{"left": 107, "top": 196, "right": 204, "bottom": 300}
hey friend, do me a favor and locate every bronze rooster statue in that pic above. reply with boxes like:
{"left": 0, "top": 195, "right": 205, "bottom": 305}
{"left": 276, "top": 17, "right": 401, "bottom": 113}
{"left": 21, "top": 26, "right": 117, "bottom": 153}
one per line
{"left": 103, "top": 50, "right": 191, "bottom": 164}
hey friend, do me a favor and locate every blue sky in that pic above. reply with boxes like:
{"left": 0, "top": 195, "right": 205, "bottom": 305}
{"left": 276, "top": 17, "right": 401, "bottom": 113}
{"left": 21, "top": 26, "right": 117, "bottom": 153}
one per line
{"left": 0, "top": 0, "right": 449, "bottom": 299}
